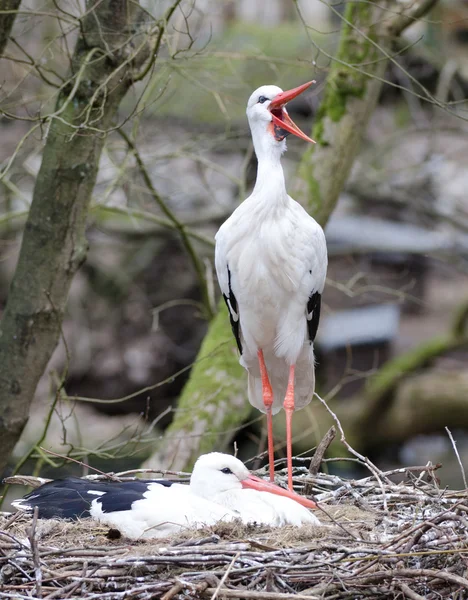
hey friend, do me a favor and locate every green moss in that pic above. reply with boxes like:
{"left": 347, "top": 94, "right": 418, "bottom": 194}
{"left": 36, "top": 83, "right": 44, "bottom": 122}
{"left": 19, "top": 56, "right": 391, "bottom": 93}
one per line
{"left": 326, "top": 71, "right": 368, "bottom": 122}
{"left": 326, "top": 92, "right": 347, "bottom": 123}
{"left": 311, "top": 1, "right": 378, "bottom": 126}
{"left": 312, "top": 117, "right": 326, "bottom": 146}
{"left": 306, "top": 166, "right": 322, "bottom": 218}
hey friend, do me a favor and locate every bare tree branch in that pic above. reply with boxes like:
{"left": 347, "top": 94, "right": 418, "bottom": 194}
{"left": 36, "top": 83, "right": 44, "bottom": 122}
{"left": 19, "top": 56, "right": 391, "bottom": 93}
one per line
{"left": 118, "top": 129, "right": 215, "bottom": 318}
{"left": 387, "top": 0, "right": 439, "bottom": 37}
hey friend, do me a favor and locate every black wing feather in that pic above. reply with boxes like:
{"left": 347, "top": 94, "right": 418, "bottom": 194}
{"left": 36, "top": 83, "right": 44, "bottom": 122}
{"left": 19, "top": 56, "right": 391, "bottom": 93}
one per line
{"left": 307, "top": 291, "right": 322, "bottom": 342}
{"left": 14, "top": 477, "right": 183, "bottom": 520}
{"left": 223, "top": 266, "right": 242, "bottom": 354}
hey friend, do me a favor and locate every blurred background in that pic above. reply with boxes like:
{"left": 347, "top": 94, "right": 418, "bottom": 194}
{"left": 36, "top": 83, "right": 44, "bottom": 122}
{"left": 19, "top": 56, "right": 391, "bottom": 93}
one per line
{"left": 1, "top": 0, "right": 468, "bottom": 491}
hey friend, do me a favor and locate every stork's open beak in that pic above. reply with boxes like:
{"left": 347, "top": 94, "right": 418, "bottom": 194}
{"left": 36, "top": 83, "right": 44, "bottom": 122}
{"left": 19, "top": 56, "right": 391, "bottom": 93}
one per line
{"left": 241, "top": 474, "right": 317, "bottom": 509}
{"left": 268, "top": 81, "right": 315, "bottom": 143}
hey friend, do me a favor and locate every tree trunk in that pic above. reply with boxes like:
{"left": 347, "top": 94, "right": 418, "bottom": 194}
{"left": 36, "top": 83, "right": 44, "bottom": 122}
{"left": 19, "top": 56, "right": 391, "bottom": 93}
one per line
{"left": 0, "top": 0, "right": 21, "bottom": 57}
{"left": 0, "top": 1, "right": 151, "bottom": 474}
{"left": 146, "top": 0, "right": 439, "bottom": 471}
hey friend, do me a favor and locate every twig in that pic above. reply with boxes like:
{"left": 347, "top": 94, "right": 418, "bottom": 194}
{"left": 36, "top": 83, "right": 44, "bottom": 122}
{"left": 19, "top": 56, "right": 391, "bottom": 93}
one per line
{"left": 399, "top": 582, "right": 426, "bottom": 600}
{"left": 133, "top": 0, "right": 183, "bottom": 83}
{"left": 38, "top": 448, "right": 121, "bottom": 481}
{"left": 204, "top": 590, "right": 319, "bottom": 600}
{"left": 0, "top": 509, "right": 22, "bottom": 527}
{"left": 28, "top": 508, "right": 42, "bottom": 599}
{"left": 445, "top": 427, "right": 468, "bottom": 490}
{"left": 118, "top": 129, "right": 214, "bottom": 319}
{"left": 314, "top": 392, "right": 389, "bottom": 511}
{"left": 91, "top": 205, "right": 215, "bottom": 248}
{"left": 387, "top": 0, "right": 440, "bottom": 37}
{"left": 114, "top": 467, "right": 189, "bottom": 478}
{"left": 210, "top": 551, "right": 241, "bottom": 600}
{"left": 3, "top": 476, "right": 51, "bottom": 488}
{"left": 308, "top": 426, "right": 336, "bottom": 476}
{"left": 161, "top": 582, "right": 183, "bottom": 600}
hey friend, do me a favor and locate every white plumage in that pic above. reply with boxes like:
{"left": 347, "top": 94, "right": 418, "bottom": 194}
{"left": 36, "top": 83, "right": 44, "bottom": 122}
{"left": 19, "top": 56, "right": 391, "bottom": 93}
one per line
{"left": 13, "top": 453, "right": 319, "bottom": 539}
{"left": 215, "top": 83, "right": 328, "bottom": 489}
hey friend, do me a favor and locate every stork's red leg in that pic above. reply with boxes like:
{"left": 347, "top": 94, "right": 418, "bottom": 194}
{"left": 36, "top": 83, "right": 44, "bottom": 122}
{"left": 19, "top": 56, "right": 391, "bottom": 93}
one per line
{"left": 283, "top": 365, "right": 295, "bottom": 491}
{"left": 257, "top": 350, "right": 275, "bottom": 482}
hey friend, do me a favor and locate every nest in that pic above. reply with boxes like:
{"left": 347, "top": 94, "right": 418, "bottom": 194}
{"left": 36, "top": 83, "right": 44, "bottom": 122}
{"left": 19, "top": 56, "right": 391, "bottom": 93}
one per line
{"left": 1, "top": 457, "right": 468, "bottom": 600}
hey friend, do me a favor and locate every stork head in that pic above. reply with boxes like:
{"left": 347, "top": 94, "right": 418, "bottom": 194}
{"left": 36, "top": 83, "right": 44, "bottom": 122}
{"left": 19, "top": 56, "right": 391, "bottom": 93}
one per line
{"left": 190, "top": 452, "right": 316, "bottom": 509}
{"left": 246, "top": 82, "right": 315, "bottom": 155}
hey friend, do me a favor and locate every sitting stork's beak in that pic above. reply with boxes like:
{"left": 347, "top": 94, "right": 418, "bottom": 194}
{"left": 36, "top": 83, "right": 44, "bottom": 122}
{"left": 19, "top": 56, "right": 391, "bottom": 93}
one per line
{"left": 241, "top": 473, "right": 317, "bottom": 509}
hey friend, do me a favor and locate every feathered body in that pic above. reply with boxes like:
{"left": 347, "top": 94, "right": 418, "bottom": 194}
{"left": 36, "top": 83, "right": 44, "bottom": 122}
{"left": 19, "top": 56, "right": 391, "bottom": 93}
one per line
{"left": 215, "top": 85, "right": 327, "bottom": 415}
{"left": 13, "top": 453, "right": 319, "bottom": 539}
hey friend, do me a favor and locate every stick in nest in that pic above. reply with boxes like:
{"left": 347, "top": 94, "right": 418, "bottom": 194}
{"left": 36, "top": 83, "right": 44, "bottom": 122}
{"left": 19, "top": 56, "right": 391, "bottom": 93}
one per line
{"left": 29, "top": 507, "right": 42, "bottom": 599}
{"left": 315, "top": 392, "right": 389, "bottom": 511}
{"left": 445, "top": 427, "right": 468, "bottom": 490}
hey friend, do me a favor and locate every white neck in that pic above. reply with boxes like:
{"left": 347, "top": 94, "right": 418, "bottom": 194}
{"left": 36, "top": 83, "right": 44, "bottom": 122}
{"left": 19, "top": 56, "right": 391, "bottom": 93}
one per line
{"left": 250, "top": 123, "right": 287, "bottom": 202}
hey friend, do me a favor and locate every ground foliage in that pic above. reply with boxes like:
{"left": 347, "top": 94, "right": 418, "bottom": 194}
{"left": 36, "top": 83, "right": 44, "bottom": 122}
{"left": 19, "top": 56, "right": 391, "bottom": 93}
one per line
{"left": 1, "top": 458, "right": 468, "bottom": 599}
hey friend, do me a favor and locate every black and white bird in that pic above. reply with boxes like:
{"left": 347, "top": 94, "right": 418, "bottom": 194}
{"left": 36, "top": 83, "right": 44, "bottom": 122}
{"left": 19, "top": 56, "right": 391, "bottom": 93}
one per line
{"left": 215, "top": 82, "right": 328, "bottom": 491}
{"left": 12, "top": 452, "right": 319, "bottom": 539}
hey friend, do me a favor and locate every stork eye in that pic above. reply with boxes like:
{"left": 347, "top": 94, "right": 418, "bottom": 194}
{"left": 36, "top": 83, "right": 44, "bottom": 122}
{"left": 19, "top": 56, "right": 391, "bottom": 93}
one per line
{"left": 258, "top": 96, "right": 268, "bottom": 104}
{"left": 221, "top": 467, "right": 233, "bottom": 475}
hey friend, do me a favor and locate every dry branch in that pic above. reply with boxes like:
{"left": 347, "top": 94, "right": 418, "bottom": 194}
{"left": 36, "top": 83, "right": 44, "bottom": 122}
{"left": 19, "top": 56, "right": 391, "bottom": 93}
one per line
{"left": 118, "top": 129, "right": 214, "bottom": 319}
{"left": 308, "top": 426, "right": 336, "bottom": 476}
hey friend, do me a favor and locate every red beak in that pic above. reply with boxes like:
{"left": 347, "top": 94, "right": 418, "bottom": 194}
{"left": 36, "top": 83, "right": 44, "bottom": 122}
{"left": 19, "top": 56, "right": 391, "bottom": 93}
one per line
{"left": 268, "top": 81, "right": 316, "bottom": 143}
{"left": 241, "top": 474, "right": 317, "bottom": 509}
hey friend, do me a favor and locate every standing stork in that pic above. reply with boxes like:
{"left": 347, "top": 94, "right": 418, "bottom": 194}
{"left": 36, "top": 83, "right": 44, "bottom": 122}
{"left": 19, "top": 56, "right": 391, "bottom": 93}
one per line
{"left": 215, "top": 82, "right": 327, "bottom": 491}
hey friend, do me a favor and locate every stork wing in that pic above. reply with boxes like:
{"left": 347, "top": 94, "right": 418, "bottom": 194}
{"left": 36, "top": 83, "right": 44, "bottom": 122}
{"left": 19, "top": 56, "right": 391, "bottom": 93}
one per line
{"left": 304, "top": 222, "right": 327, "bottom": 343}
{"left": 215, "top": 230, "right": 243, "bottom": 354}
{"left": 307, "top": 291, "right": 321, "bottom": 342}
{"left": 12, "top": 477, "right": 184, "bottom": 520}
